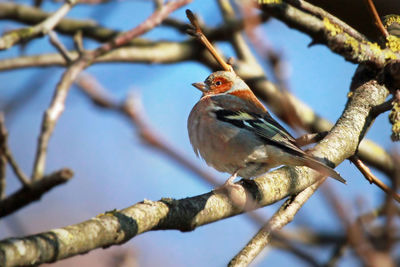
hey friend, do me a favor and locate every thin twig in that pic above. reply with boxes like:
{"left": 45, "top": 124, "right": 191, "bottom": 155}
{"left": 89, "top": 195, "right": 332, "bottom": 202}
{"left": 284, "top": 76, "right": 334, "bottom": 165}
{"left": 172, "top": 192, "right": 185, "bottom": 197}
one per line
{"left": 259, "top": 2, "right": 399, "bottom": 69}
{"left": 350, "top": 156, "right": 400, "bottom": 203}
{"left": 271, "top": 235, "right": 321, "bottom": 267}
{"left": 324, "top": 241, "right": 348, "bottom": 267}
{"left": 73, "top": 30, "right": 84, "bottom": 55}
{"left": 0, "top": 114, "right": 6, "bottom": 199}
{"left": 48, "top": 31, "right": 73, "bottom": 63}
{"left": 0, "top": 113, "right": 30, "bottom": 186}
{"left": 186, "top": 9, "right": 234, "bottom": 72}
{"left": 0, "top": 156, "right": 5, "bottom": 200}
{"left": 239, "top": 1, "right": 305, "bottom": 130}
{"left": 363, "top": 0, "right": 389, "bottom": 38}
{"left": 93, "top": 1, "right": 192, "bottom": 58}
{"left": 0, "top": 168, "right": 73, "bottom": 218}
{"left": 229, "top": 179, "right": 325, "bottom": 267}
{"left": 382, "top": 152, "right": 400, "bottom": 251}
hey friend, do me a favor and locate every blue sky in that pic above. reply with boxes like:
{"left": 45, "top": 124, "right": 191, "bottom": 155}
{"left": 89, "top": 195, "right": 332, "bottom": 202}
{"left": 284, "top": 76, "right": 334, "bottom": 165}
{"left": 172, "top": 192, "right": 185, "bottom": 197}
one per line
{"left": 0, "top": 1, "right": 394, "bottom": 266}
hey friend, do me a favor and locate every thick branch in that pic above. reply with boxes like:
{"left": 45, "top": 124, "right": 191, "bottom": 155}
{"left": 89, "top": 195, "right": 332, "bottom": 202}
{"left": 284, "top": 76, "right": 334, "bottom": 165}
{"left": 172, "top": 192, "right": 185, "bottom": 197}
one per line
{"left": 0, "top": 167, "right": 320, "bottom": 267}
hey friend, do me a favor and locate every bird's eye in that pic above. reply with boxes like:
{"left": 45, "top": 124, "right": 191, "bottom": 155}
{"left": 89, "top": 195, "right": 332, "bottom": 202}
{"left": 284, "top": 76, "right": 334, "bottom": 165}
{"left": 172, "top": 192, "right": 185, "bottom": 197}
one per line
{"left": 215, "top": 81, "right": 222, "bottom": 86}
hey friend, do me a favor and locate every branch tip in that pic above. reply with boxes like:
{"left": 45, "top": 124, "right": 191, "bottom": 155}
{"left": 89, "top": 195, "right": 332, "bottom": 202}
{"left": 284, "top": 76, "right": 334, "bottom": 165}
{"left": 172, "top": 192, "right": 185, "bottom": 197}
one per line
{"left": 186, "top": 9, "right": 234, "bottom": 72}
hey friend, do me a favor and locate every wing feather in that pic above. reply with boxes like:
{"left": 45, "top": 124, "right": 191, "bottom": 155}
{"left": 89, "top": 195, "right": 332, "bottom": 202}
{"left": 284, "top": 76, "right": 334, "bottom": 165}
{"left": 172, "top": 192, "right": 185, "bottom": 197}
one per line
{"left": 214, "top": 110, "right": 305, "bottom": 157}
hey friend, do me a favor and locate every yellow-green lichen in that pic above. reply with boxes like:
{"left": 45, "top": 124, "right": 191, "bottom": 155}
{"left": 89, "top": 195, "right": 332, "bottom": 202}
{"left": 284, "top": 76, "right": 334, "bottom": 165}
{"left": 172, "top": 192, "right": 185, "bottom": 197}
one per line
{"left": 258, "top": 0, "right": 282, "bottom": 4}
{"left": 323, "top": 17, "right": 342, "bottom": 36}
{"left": 391, "top": 122, "right": 400, "bottom": 141}
{"left": 322, "top": 15, "right": 399, "bottom": 62}
{"left": 344, "top": 34, "right": 360, "bottom": 55}
{"left": 384, "top": 50, "right": 398, "bottom": 60}
{"left": 386, "top": 35, "right": 400, "bottom": 53}
{"left": 383, "top": 15, "right": 400, "bottom": 28}
{"left": 389, "top": 101, "right": 400, "bottom": 141}
{"left": 367, "top": 41, "right": 385, "bottom": 59}
{"left": 98, "top": 209, "right": 119, "bottom": 217}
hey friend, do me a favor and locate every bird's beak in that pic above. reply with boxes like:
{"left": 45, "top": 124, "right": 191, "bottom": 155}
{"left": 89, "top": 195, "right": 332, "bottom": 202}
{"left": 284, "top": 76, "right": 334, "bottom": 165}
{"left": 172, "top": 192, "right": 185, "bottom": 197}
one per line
{"left": 191, "top": 82, "right": 208, "bottom": 93}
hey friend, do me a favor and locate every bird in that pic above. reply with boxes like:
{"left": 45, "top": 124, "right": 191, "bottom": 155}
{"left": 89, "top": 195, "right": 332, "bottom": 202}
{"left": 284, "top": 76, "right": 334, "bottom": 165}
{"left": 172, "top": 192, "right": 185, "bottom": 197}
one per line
{"left": 187, "top": 70, "right": 346, "bottom": 187}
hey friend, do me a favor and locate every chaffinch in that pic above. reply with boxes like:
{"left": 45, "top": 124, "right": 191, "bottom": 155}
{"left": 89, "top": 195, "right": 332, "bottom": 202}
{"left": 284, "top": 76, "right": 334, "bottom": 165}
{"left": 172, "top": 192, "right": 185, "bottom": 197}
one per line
{"left": 187, "top": 71, "right": 346, "bottom": 185}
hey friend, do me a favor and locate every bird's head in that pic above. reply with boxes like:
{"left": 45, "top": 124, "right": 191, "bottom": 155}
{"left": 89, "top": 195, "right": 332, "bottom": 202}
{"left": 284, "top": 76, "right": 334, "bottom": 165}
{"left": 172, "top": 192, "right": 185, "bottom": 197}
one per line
{"left": 191, "top": 71, "right": 266, "bottom": 111}
{"left": 192, "top": 71, "right": 249, "bottom": 96}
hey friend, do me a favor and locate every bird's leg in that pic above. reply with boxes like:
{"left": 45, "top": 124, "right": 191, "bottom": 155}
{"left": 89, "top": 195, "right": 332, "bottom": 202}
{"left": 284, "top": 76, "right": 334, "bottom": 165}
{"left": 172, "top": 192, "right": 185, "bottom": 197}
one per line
{"left": 223, "top": 170, "right": 239, "bottom": 186}
{"left": 214, "top": 169, "right": 242, "bottom": 193}
{"left": 214, "top": 170, "right": 247, "bottom": 208}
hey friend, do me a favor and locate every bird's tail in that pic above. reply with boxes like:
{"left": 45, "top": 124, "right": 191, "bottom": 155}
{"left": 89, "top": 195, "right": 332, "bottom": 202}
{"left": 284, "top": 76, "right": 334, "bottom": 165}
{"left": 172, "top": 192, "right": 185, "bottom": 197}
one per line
{"left": 301, "top": 155, "right": 346, "bottom": 184}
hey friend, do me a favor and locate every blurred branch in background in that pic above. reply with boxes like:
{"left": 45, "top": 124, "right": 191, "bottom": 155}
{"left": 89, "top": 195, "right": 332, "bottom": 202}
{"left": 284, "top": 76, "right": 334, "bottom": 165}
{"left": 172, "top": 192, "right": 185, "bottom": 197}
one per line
{"left": 322, "top": 183, "right": 394, "bottom": 266}
{"left": 0, "top": 0, "right": 78, "bottom": 50}
{"left": 351, "top": 155, "right": 400, "bottom": 203}
{"left": 0, "top": 115, "right": 29, "bottom": 187}
{"left": 31, "top": 0, "right": 192, "bottom": 181}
